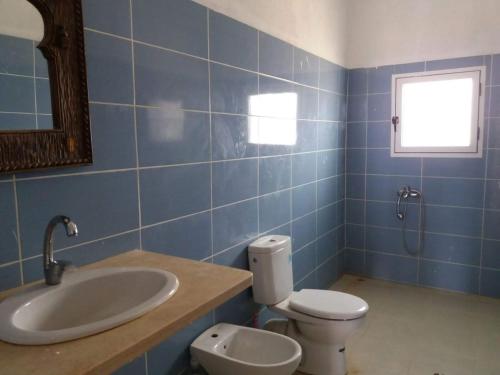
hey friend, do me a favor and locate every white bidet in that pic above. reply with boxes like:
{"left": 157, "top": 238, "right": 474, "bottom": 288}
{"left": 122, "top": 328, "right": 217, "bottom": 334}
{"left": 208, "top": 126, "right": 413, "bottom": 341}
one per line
{"left": 190, "top": 323, "right": 301, "bottom": 375}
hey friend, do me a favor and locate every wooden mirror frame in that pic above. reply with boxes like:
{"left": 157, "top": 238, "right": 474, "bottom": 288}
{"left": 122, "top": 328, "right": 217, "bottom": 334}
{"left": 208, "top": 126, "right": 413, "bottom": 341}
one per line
{"left": 0, "top": 0, "right": 92, "bottom": 173}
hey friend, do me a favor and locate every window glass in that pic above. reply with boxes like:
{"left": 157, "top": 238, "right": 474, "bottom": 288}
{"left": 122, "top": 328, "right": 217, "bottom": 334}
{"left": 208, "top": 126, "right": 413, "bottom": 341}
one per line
{"left": 391, "top": 67, "right": 485, "bottom": 158}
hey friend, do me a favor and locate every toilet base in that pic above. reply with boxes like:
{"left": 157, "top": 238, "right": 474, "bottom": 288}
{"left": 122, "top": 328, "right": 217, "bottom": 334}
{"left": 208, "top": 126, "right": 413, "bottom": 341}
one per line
{"left": 264, "top": 319, "right": 349, "bottom": 375}
{"left": 288, "top": 321, "right": 347, "bottom": 375}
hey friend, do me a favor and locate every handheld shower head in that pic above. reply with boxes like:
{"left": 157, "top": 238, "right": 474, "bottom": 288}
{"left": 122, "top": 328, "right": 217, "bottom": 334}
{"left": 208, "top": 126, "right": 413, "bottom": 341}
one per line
{"left": 396, "top": 186, "right": 422, "bottom": 222}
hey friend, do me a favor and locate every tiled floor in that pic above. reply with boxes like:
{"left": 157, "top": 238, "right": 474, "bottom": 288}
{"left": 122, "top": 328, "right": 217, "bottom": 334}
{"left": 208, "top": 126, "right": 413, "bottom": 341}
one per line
{"left": 328, "top": 275, "right": 500, "bottom": 375}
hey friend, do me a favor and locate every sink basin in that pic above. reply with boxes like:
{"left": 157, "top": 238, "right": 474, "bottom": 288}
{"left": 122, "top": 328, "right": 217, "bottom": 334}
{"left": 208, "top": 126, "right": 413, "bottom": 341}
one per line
{"left": 0, "top": 267, "right": 179, "bottom": 345}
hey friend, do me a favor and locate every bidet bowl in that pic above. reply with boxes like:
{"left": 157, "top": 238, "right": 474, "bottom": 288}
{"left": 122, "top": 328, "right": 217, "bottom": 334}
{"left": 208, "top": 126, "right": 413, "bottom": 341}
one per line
{"left": 0, "top": 267, "right": 179, "bottom": 345}
{"left": 191, "top": 323, "right": 302, "bottom": 375}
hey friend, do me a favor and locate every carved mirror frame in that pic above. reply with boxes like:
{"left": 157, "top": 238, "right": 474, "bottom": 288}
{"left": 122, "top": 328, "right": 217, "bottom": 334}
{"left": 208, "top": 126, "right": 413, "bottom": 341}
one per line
{"left": 0, "top": 0, "right": 92, "bottom": 173}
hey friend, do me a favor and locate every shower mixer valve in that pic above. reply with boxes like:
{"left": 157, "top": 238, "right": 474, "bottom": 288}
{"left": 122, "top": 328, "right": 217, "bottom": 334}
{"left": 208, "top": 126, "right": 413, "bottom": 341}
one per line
{"left": 396, "top": 186, "right": 421, "bottom": 220}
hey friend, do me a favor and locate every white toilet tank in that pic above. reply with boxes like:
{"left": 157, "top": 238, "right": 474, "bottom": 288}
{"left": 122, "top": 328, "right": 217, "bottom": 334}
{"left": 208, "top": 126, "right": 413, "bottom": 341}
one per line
{"left": 249, "top": 235, "right": 293, "bottom": 305}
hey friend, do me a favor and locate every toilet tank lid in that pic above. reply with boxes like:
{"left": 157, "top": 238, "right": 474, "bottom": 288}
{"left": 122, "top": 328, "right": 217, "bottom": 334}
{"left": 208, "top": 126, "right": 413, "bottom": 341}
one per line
{"left": 289, "top": 289, "right": 369, "bottom": 320}
{"left": 249, "top": 235, "right": 291, "bottom": 254}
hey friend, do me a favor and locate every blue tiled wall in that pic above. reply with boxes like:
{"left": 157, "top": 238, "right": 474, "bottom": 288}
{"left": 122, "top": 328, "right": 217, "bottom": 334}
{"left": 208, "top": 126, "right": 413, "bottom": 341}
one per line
{"left": 0, "top": 1, "right": 347, "bottom": 374}
{"left": 345, "top": 55, "right": 500, "bottom": 299}
{"left": 0, "top": 35, "right": 52, "bottom": 130}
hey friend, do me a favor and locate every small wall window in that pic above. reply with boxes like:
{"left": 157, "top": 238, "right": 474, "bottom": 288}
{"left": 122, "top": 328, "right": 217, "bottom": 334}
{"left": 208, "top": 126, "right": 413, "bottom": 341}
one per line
{"left": 391, "top": 66, "right": 486, "bottom": 158}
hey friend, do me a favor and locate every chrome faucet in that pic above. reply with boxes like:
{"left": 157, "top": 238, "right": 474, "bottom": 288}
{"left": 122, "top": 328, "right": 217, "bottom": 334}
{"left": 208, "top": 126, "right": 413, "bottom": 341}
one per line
{"left": 43, "top": 215, "right": 78, "bottom": 285}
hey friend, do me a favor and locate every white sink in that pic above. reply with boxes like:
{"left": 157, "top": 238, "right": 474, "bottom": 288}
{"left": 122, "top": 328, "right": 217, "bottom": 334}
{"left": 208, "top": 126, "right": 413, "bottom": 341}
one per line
{"left": 0, "top": 267, "right": 179, "bottom": 345}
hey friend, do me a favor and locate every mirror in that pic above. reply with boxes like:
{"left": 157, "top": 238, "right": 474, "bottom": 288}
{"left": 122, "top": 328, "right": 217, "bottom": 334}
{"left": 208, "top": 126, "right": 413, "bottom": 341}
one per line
{"left": 0, "top": 0, "right": 53, "bottom": 131}
{"left": 0, "top": 0, "right": 92, "bottom": 173}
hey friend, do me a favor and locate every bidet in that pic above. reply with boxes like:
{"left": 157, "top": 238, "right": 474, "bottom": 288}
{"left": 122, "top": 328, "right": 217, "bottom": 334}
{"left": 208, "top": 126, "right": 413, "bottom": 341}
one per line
{"left": 191, "top": 323, "right": 301, "bottom": 375}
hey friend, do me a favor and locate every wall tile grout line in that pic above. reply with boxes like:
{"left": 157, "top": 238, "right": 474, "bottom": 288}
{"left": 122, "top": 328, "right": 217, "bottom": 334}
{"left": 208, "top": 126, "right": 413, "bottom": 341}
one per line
{"left": 91, "top": 100, "right": 346, "bottom": 124}
{"left": 17, "top": 228, "right": 142, "bottom": 263}
{"left": 138, "top": 179, "right": 344, "bottom": 234}
{"left": 5, "top": 217, "right": 346, "bottom": 271}
{"left": 296, "top": 250, "right": 343, "bottom": 286}
{"left": 128, "top": 0, "right": 142, "bottom": 250}
{"left": 344, "top": 67, "right": 350, "bottom": 263}
{"left": 346, "top": 221, "right": 500, "bottom": 241}
{"left": 315, "top": 55, "right": 320, "bottom": 280}
{"left": 0, "top": 110, "right": 51, "bottom": 115}
{"left": 209, "top": 221, "right": 345, "bottom": 264}
{"left": 363, "top": 69, "right": 368, "bottom": 273}
{"left": 346, "top": 197, "right": 488, "bottom": 211}
{"left": 11, "top": 149, "right": 345, "bottom": 183}
{"left": 31, "top": 40, "right": 38, "bottom": 130}
{"left": 17, "top": 222, "right": 494, "bottom": 277}
{"left": 15, "top": 167, "right": 139, "bottom": 181}
{"left": 12, "top": 175, "right": 23, "bottom": 284}
{"left": 417, "top": 153, "right": 423, "bottom": 284}
{"left": 206, "top": 8, "right": 217, "bottom": 329}
{"left": 207, "top": 8, "right": 215, "bottom": 267}
{"left": 354, "top": 173, "right": 489, "bottom": 181}
{"left": 256, "top": 30, "right": 261, "bottom": 235}
{"left": 141, "top": 208, "right": 213, "bottom": 231}
{"left": 289, "top": 38, "right": 295, "bottom": 255}
{"left": 82, "top": 27, "right": 346, "bottom": 96}
{"left": 89, "top": 100, "right": 135, "bottom": 108}
{"left": 0, "top": 71, "right": 49, "bottom": 80}
{"left": 0, "top": 260, "right": 21, "bottom": 270}
{"left": 345, "top": 247, "right": 492, "bottom": 270}
{"left": 478, "top": 54, "right": 494, "bottom": 294}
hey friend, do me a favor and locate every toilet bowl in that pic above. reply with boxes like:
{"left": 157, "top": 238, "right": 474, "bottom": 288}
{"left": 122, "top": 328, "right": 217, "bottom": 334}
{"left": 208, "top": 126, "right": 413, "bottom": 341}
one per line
{"left": 190, "top": 323, "right": 302, "bottom": 375}
{"left": 267, "top": 289, "right": 368, "bottom": 375}
{"left": 249, "top": 235, "right": 369, "bottom": 375}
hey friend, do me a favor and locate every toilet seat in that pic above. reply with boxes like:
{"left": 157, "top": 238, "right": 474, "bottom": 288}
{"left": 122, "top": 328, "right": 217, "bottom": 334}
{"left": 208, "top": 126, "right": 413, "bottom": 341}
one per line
{"left": 289, "top": 289, "right": 368, "bottom": 320}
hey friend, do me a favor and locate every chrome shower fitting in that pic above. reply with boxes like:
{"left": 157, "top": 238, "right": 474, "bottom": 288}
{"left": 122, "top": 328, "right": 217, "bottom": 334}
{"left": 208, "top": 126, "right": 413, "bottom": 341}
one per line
{"left": 396, "top": 186, "right": 421, "bottom": 220}
{"left": 395, "top": 185, "right": 425, "bottom": 256}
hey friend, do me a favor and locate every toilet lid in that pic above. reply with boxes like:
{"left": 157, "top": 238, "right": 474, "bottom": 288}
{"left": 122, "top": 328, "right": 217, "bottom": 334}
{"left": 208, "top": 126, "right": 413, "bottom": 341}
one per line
{"left": 289, "top": 289, "right": 369, "bottom": 320}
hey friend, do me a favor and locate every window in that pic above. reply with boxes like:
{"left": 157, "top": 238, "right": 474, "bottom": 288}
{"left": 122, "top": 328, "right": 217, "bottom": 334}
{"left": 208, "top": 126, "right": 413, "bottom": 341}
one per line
{"left": 391, "top": 67, "right": 485, "bottom": 157}
{"left": 248, "top": 92, "right": 298, "bottom": 146}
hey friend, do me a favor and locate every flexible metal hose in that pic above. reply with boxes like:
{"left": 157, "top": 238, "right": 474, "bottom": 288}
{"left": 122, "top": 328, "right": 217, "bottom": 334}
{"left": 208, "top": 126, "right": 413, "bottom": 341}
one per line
{"left": 401, "top": 195, "right": 425, "bottom": 255}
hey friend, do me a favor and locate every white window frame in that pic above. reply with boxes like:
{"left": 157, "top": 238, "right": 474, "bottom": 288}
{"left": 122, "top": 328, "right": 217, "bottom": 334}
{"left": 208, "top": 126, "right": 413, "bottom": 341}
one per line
{"left": 391, "top": 66, "right": 486, "bottom": 158}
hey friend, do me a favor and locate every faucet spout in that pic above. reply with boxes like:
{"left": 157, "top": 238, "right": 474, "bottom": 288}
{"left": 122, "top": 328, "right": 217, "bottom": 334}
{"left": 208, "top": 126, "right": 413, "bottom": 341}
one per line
{"left": 43, "top": 215, "right": 78, "bottom": 285}
{"left": 64, "top": 220, "right": 78, "bottom": 237}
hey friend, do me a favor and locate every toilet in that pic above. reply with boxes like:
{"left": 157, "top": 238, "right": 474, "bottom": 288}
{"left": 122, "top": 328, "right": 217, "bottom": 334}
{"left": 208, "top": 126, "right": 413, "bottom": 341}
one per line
{"left": 249, "top": 235, "right": 369, "bottom": 375}
{"left": 191, "top": 235, "right": 368, "bottom": 375}
{"left": 190, "top": 323, "right": 302, "bottom": 375}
